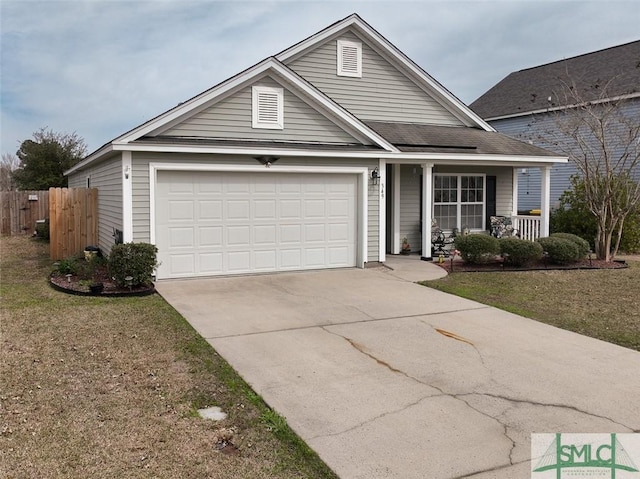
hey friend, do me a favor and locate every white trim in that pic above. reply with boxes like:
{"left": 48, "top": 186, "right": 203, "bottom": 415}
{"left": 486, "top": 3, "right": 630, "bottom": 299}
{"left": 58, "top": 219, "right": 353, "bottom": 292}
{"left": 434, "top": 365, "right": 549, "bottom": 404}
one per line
{"left": 422, "top": 163, "right": 434, "bottom": 258}
{"left": 378, "top": 159, "right": 386, "bottom": 262}
{"left": 392, "top": 163, "right": 401, "bottom": 254}
{"left": 113, "top": 142, "right": 566, "bottom": 165}
{"left": 512, "top": 167, "right": 519, "bottom": 217}
{"left": 252, "top": 85, "right": 284, "bottom": 129}
{"left": 148, "top": 162, "right": 368, "bottom": 269}
{"left": 122, "top": 152, "right": 133, "bottom": 242}
{"left": 433, "top": 173, "right": 487, "bottom": 231}
{"left": 337, "top": 39, "right": 362, "bottom": 78}
{"left": 540, "top": 166, "right": 551, "bottom": 237}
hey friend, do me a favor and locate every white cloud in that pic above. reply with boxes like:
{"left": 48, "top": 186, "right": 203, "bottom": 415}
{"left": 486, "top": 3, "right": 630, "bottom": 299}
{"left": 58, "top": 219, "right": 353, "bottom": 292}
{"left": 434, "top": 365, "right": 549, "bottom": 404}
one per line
{"left": 1, "top": 0, "right": 638, "bottom": 154}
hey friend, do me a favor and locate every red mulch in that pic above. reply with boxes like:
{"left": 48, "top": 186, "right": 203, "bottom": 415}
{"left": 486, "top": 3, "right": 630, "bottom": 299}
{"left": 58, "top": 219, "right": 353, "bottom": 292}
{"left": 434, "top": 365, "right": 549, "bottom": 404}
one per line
{"left": 436, "top": 257, "right": 628, "bottom": 273}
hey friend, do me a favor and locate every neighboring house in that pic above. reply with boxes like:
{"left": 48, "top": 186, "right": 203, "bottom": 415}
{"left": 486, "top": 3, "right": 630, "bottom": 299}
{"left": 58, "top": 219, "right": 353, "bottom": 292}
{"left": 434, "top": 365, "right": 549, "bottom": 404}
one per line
{"left": 66, "top": 14, "right": 564, "bottom": 279}
{"left": 471, "top": 40, "right": 640, "bottom": 212}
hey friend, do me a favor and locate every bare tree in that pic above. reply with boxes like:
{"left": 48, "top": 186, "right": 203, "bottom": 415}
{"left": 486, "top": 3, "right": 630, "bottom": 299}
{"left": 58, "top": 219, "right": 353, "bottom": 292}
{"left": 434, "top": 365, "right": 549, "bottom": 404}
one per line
{"left": 547, "top": 77, "right": 640, "bottom": 261}
{"left": 0, "top": 153, "right": 20, "bottom": 191}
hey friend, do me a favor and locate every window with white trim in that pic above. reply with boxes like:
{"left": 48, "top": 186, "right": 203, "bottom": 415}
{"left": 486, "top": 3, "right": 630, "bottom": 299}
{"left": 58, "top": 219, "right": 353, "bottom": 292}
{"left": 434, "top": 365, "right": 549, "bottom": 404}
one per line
{"left": 252, "top": 85, "right": 284, "bottom": 129}
{"left": 433, "top": 175, "right": 485, "bottom": 230}
{"left": 337, "top": 39, "right": 362, "bottom": 78}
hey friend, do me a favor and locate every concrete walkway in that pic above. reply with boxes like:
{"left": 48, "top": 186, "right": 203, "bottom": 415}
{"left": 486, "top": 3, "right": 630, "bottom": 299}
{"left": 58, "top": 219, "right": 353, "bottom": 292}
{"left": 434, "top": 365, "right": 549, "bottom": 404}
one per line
{"left": 156, "top": 256, "right": 640, "bottom": 479}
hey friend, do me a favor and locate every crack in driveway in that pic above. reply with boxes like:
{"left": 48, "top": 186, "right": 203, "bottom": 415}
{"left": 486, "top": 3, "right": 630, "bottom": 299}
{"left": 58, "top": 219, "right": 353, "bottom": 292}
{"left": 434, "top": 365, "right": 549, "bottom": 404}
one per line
{"left": 320, "top": 327, "right": 635, "bottom": 476}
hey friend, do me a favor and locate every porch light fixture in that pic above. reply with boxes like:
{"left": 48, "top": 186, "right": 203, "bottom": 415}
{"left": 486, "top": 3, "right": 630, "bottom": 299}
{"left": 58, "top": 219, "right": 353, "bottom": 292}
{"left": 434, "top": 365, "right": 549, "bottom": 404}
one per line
{"left": 253, "top": 156, "right": 280, "bottom": 168}
{"left": 371, "top": 167, "right": 379, "bottom": 185}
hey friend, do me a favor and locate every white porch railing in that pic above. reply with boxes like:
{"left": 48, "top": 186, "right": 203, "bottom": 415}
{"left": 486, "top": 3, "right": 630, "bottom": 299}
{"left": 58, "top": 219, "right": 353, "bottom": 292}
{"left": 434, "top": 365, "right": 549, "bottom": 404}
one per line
{"left": 513, "top": 215, "right": 541, "bottom": 241}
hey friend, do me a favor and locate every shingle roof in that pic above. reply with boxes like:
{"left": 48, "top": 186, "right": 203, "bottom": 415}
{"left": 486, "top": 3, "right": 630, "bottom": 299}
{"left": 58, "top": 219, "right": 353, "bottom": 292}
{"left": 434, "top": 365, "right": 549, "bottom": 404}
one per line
{"left": 364, "top": 121, "right": 559, "bottom": 156}
{"left": 470, "top": 40, "right": 640, "bottom": 119}
{"left": 134, "top": 136, "right": 382, "bottom": 151}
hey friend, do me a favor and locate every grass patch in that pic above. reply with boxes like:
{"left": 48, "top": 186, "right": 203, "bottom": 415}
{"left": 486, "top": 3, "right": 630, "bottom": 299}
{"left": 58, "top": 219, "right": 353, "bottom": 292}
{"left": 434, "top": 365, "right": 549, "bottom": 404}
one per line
{"left": 420, "top": 261, "right": 640, "bottom": 351}
{"left": 0, "top": 236, "right": 337, "bottom": 479}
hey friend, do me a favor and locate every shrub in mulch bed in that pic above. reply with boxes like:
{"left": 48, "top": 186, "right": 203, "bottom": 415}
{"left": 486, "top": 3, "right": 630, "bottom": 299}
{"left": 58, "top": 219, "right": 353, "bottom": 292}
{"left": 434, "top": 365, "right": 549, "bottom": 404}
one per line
{"left": 437, "top": 256, "right": 628, "bottom": 273}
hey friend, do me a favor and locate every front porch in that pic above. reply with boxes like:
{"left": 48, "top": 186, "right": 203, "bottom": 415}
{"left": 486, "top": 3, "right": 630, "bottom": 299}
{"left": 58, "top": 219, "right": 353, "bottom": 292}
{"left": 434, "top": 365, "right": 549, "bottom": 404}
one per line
{"left": 378, "top": 162, "right": 551, "bottom": 260}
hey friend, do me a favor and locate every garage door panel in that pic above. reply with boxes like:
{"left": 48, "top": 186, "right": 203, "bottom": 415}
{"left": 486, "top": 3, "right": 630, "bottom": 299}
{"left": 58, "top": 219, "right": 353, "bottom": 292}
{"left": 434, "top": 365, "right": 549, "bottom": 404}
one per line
{"left": 228, "top": 251, "right": 251, "bottom": 271}
{"left": 198, "top": 200, "right": 222, "bottom": 219}
{"left": 254, "top": 225, "right": 276, "bottom": 244}
{"left": 169, "top": 227, "right": 194, "bottom": 248}
{"left": 199, "top": 253, "right": 223, "bottom": 274}
{"left": 280, "top": 225, "right": 301, "bottom": 243}
{"left": 227, "top": 226, "right": 251, "bottom": 246}
{"left": 156, "top": 170, "right": 357, "bottom": 279}
{"left": 169, "top": 254, "right": 195, "bottom": 275}
{"left": 281, "top": 200, "right": 301, "bottom": 218}
{"left": 199, "top": 226, "right": 222, "bottom": 247}
{"left": 305, "top": 200, "right": 325, "bottom": 217}
{"left": 305, "top": 224, "right": 326, "bottom": 242}
{"left": 169, "top": 200, "right": 194, "bottom": 221}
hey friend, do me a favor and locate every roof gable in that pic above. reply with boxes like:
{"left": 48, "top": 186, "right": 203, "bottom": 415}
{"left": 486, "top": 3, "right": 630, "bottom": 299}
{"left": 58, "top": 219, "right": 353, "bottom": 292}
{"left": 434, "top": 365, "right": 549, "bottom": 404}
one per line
{"left": 114, "top": 57, "right": 396, "bottom": 151}
{"left": 150, "top": 75, "right": 372, "bottom": 146}
{"left": 471, "top": 40, "right": 640, "bottom": 120}
{"left": 276, "top": 14, "right": 493, "bottom": 131}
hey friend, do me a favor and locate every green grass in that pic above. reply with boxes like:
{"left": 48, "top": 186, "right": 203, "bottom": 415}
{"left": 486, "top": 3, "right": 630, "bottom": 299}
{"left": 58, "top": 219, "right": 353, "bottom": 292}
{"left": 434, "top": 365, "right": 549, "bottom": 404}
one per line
{"left": 420, "top": 261, "right": 640, "bottom": 351}
{"left": 0, "top": 236, "right": 338, "bottom": 479}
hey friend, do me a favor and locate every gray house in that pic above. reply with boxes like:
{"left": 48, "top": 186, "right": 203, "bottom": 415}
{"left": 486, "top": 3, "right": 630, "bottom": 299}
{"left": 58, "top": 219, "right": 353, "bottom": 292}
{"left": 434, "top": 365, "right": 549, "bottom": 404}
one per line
{"left": 471, "top": 40, "right": 640, "bottom": 212}
{"left": 66, "top": 14, "right": 564, "bottom": 279}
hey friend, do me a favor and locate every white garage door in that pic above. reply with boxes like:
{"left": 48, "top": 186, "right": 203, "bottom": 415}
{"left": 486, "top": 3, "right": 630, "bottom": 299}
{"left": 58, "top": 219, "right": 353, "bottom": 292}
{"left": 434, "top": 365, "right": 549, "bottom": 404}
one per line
{"left": 155, "top": 170, "right": 358, "bottom": 279}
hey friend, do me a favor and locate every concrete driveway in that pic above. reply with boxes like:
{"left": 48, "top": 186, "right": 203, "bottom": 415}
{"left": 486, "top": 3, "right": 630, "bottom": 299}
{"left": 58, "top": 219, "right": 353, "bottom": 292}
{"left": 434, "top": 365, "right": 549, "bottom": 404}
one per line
{"left": 156, "top": 257, "right": 640, "bottom": 479}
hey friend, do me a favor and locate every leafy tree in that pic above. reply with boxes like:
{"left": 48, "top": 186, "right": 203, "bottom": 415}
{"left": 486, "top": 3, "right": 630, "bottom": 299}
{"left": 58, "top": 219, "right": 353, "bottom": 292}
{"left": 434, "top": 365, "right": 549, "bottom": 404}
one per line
{"left": 12, "top": 128, "right": 87, "bottom": 190}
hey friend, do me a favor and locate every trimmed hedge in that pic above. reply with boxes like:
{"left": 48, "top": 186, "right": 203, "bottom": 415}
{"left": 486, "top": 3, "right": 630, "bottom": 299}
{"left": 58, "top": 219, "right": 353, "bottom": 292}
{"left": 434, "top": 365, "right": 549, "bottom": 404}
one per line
{"left": 551, "top": 233, "right": 590, "bottom": 257}
{"left": 109, "top": 242, "right": 159, "bottom": 287}
{"left": 536, "top": 237, "right": 581, "bottom": 264}
{"left": 499, "top": 237, "right": 544, "bottom": 267}
{"left": 454, "top": 234, "right": 500, "bottom": 264}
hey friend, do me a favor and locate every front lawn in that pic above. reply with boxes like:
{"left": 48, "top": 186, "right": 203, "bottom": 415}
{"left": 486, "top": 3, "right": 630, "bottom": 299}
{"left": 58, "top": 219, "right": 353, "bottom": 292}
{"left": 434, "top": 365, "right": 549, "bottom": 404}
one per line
{"left": 0, "top": 236, "right": 337, "bottom": 479}
{"left": 421, "top": 260, "right": 640, "bottom": 351}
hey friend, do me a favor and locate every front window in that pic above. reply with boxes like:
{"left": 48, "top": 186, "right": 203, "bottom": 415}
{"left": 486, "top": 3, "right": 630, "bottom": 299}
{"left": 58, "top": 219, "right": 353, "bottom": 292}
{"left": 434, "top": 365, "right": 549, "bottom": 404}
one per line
{"left": 434, "top": 175, "right": 485, "bottom": 230}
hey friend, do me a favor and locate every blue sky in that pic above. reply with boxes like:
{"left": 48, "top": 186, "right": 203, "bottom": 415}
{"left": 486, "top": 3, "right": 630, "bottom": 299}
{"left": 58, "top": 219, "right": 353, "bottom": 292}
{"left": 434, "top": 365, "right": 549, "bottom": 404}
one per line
{"left": 1, "top": 0, "right": 639, "bottom": 156}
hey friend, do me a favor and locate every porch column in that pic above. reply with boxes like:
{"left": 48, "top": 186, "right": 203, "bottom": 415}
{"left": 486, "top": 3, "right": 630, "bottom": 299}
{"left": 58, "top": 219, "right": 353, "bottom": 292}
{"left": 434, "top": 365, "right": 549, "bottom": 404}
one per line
{"left": 512, "top": 167, "right": 519, "bottom": 217}
{"left": 421, "top": 162, "right": 434, "bottom": 260}
{"left": 540, "top": 166, "right": 551, "bottom": 237}
{"left": 378, "top": 160, "right": 386, "bottom": 262}
{"left": 392, "top": 164, "right": 401, "bottom": 254}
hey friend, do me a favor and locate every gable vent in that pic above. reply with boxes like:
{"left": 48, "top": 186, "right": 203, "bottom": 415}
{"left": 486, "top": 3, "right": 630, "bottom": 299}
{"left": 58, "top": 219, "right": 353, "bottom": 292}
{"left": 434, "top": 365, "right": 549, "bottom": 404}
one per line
{"left": 337, "top": 39, "right": 362, "bottom": 78}
{"left": 252, "top": 85, "right": 284, "bottom": 129}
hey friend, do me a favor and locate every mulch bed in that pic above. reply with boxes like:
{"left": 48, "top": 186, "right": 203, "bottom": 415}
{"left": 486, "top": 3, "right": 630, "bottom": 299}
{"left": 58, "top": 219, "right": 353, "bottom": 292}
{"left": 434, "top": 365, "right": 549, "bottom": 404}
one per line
{"left": 436, "top": 257, "right": 628, "bottom": 273}
{"left": 49, "top": 264, "right": 155, "bottom": 296}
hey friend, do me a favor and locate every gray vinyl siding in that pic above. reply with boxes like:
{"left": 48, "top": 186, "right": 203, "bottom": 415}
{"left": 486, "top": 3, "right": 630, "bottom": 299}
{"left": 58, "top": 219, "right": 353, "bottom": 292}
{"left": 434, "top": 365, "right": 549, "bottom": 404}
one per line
{"left": 68, "top": 155, "right": 123, "bottom": 255}
{"left": 490, "top": 99, "right": 640, "bottom": 210}
{"left": 131, "top": 152, "right": 380, "bottom": 262}
{"left": 287, "top": 32, "right": 465, "bottom": 126}
{"left": 159, "top": 76, "right": 363, "bottom": 145}
{"left": 399, "top": 165, "right": 421, "bottom": 252}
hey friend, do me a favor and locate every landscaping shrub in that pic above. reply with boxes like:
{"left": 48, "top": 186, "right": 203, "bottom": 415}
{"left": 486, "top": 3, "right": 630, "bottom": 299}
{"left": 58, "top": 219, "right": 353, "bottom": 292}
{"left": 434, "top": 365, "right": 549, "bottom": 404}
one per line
{"left": 550, "top": 233, "right": 590, "bottom": 258}
{"left": 35, "top": 219, "right": 50, "bottom": 240}
{"left": 454, "top": 234, "right": 500, "bottom": 264}
{"left": 55, "top": 256, "right": 80, "bottom": 275}
{"left": 536, "top": 237, "right": 581, "bottom": 264}
{"left": 108, "top": 242, "right": 158, "bottom": 287}
{"left": 620, "top": 213, "right": 640, "bottom": 253}
{"left": 499, "top": 237, "right": 543, "bottom": 267}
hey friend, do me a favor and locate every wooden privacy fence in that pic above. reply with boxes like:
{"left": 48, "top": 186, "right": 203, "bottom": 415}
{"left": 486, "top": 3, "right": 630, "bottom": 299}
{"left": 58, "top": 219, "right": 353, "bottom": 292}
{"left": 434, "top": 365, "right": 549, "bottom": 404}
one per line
{"left": 49, "top": 188, "right": 98, "bottom": 260}
{"left": 0, "top": 190, "right": 49, "bottom": 236}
